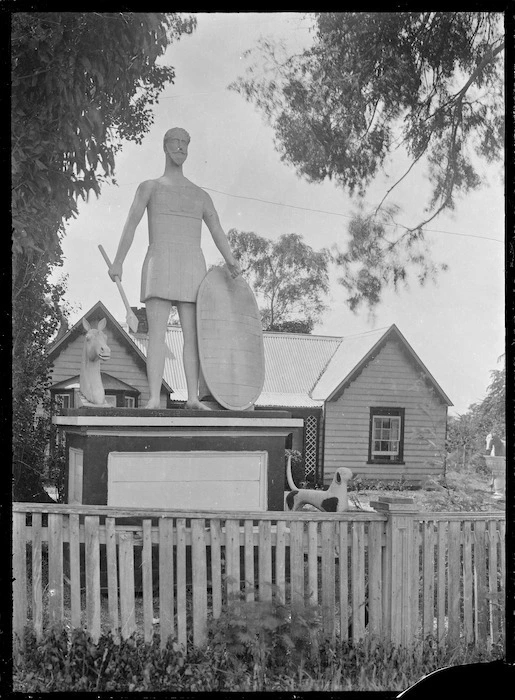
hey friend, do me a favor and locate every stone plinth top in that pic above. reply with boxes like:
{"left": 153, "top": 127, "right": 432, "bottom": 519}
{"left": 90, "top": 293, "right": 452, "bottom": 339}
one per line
{"left": 53, "top": 407, "right": 303, "bottom": 429}
{"left": 56, "top": 407, "right": 291, "bottom": 419}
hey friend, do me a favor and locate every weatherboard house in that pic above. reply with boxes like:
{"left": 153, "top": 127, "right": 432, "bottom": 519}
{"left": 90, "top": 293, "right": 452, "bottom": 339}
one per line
{"left": 48, "top": 301, "right": 452, "bottom": 486}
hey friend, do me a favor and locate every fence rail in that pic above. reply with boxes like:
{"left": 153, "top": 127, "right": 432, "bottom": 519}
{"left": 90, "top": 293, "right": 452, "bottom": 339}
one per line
{"left": 13, "top": 502, "right": 505, "bottom": 658}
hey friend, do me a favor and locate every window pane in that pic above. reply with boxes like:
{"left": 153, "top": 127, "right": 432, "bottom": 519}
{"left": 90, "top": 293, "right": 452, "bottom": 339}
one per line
{"left": 104, "top": 395, "right": 117, "bottom": 407}
{"left": 371, "top": 413, "right": 402, "bottom": 457}
{"left": 124, "top": 396, "right": 135, "bottom": 408}
{"left": 55, "top": 394, "right": 70, "bottom": 408}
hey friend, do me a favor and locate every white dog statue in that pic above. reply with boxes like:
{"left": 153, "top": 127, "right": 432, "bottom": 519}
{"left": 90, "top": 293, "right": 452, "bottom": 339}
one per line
{"left": 285, "top": 456, "right": 353, "bottom": 512}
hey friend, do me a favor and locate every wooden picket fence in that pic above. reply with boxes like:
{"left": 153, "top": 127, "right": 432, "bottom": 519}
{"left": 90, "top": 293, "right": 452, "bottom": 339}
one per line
{"left": 12, "top": 502, "right": 505, "bottom": 659}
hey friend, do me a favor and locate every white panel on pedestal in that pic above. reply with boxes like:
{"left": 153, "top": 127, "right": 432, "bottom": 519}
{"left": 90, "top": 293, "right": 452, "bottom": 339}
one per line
{"left": 68, "top": 447, "right": 83, "bottom": 504}
{"left": 107, "top": 451, "right": 268, "bottom": 510}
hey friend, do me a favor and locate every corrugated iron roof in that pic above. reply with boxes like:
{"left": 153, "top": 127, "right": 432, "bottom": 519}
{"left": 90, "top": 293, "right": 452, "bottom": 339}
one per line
{"left": 255, "top": 392, "right": 323, "bottom": 408}
{"left": 133, "top": 327, "right": 341, "bottom": 403}
{"left": 263, "top": 332, "right": 342, "bottom": 394}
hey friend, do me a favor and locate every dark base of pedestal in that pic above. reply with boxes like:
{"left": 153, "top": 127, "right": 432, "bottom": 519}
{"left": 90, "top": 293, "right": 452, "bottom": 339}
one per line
{"left": 55, "top": 409, "right": 303, "bottom": 512}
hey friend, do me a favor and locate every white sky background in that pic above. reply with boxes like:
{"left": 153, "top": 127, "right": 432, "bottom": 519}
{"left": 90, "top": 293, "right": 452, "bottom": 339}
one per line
{"left": 55, "top": 12, "right": 505, "bottom": 416}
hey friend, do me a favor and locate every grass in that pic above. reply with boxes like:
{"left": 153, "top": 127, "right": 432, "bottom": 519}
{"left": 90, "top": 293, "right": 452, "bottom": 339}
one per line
{"left": 13, "top": 620, "right": 504, "bottom": 693}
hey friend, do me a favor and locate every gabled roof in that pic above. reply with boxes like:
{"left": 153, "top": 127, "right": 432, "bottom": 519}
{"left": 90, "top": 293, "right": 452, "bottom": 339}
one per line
{"left": 312, "top": 324, "right": 453, "bottom": 406}
{"left": 51, "top": 373, "right": 140, "bottom": 393}
{"left": 48, "top": 301, "right": 173, "bottom": 395}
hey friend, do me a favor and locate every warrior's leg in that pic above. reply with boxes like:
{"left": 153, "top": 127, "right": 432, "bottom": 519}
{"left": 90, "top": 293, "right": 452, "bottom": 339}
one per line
{"left": 145, "top": 297, "right": 171, "bottom": 409}
{"left": 177, "top": 301, "right": 211, "bottom": 410}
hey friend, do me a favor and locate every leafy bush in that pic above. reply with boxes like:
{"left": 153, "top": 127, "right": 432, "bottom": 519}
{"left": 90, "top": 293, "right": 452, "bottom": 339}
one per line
{"left": 349, "top": 476, "right": 418, "bottom": 492}
{"left": 207, "top": 597, "right": 323, "bottom": 689}
{"left": 14, "top": 623, "right": 504, "bottom": 693}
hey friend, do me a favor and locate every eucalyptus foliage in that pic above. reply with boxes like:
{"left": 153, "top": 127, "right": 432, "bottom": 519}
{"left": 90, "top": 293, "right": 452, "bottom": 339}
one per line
{"left": 446, "top": 357, "right": 506, "bottom": 471}
{"left": 227, "top": 229, "right": 330, "bottom": 331}
{"left": 232, "top": 12, "right": 504, "bottom": 309}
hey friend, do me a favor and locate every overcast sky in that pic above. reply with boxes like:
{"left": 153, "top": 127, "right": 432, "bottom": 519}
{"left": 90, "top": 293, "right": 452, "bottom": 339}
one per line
{"left": 54, "top": 12, "right": 505, "bottom": 416}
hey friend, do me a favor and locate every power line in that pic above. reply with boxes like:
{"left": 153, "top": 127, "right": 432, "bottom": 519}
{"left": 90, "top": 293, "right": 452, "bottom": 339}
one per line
{"left": 201, "top": 186, "right": 504, "bottom": 243}
{"left": 112, "top": 181, "right": 503, "bottom": 244}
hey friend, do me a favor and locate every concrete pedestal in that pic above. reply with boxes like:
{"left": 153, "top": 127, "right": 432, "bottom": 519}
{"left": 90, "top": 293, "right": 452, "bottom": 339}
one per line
{"left": 485, "top": 455, "right": 506, "bottom": 500}
{"left": 53, "top": 408, "right": 303, "bottom": 511}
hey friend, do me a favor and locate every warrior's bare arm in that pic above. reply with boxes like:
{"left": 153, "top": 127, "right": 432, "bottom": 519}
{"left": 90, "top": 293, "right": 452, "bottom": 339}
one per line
{"left": 109, "top": 180, "right": 154, "bottom": 281}
{"left": 202, "top": 191, "right": 241, "bottom": 277}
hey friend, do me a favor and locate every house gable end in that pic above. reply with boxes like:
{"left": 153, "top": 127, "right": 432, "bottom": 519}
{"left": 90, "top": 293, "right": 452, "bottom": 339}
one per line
{"left": 327, "top": 325, "right": 452, "bottom": 406}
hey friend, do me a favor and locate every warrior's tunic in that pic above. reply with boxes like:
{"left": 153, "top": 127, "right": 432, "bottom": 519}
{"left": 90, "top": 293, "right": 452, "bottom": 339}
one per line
{"left": 140, "top": 181, "right": 207, "bottom": 304}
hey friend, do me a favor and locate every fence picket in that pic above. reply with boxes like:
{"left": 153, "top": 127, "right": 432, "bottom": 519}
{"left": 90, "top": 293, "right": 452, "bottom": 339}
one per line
{"left": 321, "top": 521, "right": 336, "bottom": 642}
{"left": 258, "top": 520, "right": 272, "bottom": 602}
{"left": 368, "top": 520, "right": 383, "bottom": 637}
{"left": 339, "top": 521, "right": 349, "bottom": 642}
{"left": 351, "top": 521, "right": 366, "bottom": 641}
{"left": 307, "top": 521, "right": 318, "bottom": 605}
{"left": 275, "top": 520, "right": 287, "bottom": 605}
{"left": 422, "top": 521, "right": 435, "bottom": 639}
{"left": 436, "top": 521, "right": 447, "bottom": 645}
{"left": 210, "top": 519, "right": 222, "bottom": 619}
{"left": 191, "top": 519, "right": 208, "bottom": 647}
{"left": 48, "top": 513, "right": 64, "bottom": 626}
{"left": 244, "top": 520, "right": 255, "bottom": 601}
{"left": 13, "top": 511, "right": 27, "bottom": 656}
{"left": 487, "top": 521, "right": 500, "bottom": 645}
{"left": 68, "top": 513, "right": 81, "bottom": 629}
{"left": 119, "top": 531, "right": 136, "bottom": 639}
{"left": 463, "top": 521, "right": 474, "bottom": 644}
{"left": 381, "top": 520, "right": 390, "bottom": 641}
{"left": 474, "top": 521, "right": 488, "bottom": 646}
{"left": 142, "top": 519, "right": 154, "bottom": 644}
{"left": 225, "top": 519, "right": 241, "bottom": 602}
{"left": 31, "top": 513, "right": 43, "bottom": 640}
{"left": 499, "top": 520, "right": 506, "bottom": 635}
{"left": 176, "top": 518, "right": 187, "bottom": 649}
{"left": 158, "top": 518, "right": 174, "bottom": 648}
{"left": 85, "top": 516, "right": 101, "bottom": 643}
{"left": 411, "top": 520, "right": 420, "bottom": 641}
{"left": 105, "top": 517, "right": 119, "bottom": 641}
{"left": 290, "top": 520, "right": 304, "bottom": 610}
{"left": 447, "top": 521, "right": 461, "bottom": 645}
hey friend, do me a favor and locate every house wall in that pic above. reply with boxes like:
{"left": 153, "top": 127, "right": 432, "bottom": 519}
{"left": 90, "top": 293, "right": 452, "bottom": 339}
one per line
{"left": 50, "top": 327, "right": 167, "bottom": 408}
{"left": 323, "top": 339, "right": 448, "bottom": 484}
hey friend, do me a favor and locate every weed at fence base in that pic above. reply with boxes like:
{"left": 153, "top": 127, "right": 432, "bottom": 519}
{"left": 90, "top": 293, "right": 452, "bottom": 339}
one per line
{"left": 13, "top": 617, "right": 505, "bottom": 693}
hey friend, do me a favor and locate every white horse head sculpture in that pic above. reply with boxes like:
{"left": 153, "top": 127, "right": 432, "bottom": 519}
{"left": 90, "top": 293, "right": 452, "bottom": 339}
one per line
{"left": 79, "top": 317, "right": 111, "bottom": 405}
{"left": 485, "top": 432, "right": 506, "bottom": 457}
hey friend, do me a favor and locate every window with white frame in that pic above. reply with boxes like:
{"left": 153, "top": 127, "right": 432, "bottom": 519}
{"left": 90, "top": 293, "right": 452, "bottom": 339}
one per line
{"left": 104, "top": 395, "right": 117, "bottom": 407}
{"left": 124, "top": 396, "right": 136, "bottom": 408}
{"left": 368, "top": 408, "right": 405, "bottom": 463}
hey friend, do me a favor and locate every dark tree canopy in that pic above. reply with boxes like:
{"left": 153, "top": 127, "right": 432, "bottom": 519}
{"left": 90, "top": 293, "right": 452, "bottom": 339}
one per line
{"left": 232, "top": 12, "right": 504, "bottom": 309}
{"left": 11, "top": 12, "right": 196, "bottom": 501}
{"left": 227, "top": 230, "right": 330, "bottom": 332}
{"left": 12, "top": 12, "right": 196, "bottom": 264}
